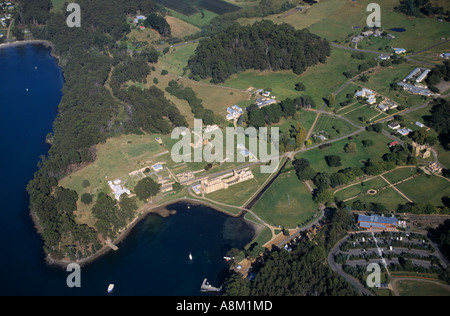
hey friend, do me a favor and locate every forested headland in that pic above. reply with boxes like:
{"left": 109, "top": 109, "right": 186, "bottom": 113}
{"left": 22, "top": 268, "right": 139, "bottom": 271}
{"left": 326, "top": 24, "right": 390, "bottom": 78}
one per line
{"left": 188, "top": 20, "right": 330, "bottom": 83}
{"left": 18, "top": 0, "right": 181, "bottom": 262}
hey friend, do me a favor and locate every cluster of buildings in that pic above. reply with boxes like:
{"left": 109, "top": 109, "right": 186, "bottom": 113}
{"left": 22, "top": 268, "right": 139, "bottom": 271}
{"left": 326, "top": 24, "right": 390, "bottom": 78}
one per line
{"left": 351, "top": 29, "right": 392, "bottom": 47}
{"left": 254, "top": 89, "right": 277, "bottom": 108}
{"left": 133, "top": 15, "right": 147, "bottom": 30}
{"left": 108, "top": 179, "right": 131, "bottom": 201}
{"left": 191, "top": 125, "right": 220, "bottom": 148}
{"left": 355, "top": 88, "right": 400, "bottom": 114}
{"left": 388, "top": 120, "right": 429, "bottom": 137}
{"left": 355, "top": 88, "right": 377, "bottom": 104}
{"left": 377, "top": 99, "right": 398, "bottom": 112}
{"left": 193, "top": 168, "right": 254, "bottom": 195}
{"left": 0, "top": 2, "right": 13, "bottom": 29}
{"left": 397, "top": 67, "right": 435, "bottom": 97}
{"left": 426, "top": 162, "right": 443, "bottom": 174}
{"left": 226, "top": 105, "right": 243, "bottom": 121}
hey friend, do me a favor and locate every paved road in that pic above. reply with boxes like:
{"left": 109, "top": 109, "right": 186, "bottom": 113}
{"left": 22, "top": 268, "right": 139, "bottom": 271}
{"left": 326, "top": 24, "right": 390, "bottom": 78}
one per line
{"left": 328, "top": 234, "right": 375, "bottom": 296}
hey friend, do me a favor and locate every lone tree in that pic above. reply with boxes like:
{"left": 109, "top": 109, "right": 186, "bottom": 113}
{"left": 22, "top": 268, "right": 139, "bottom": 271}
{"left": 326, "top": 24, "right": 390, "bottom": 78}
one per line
{"left": 135, "top": 177, "right": 161, "bottom": 201}
{"left": 81, "top": 193, "right": 93, "bottom": 205}
{"left": 344, "top": 143, "right": 357, "bottom": 154}
{"left": 325, "top": 155, "right": 342, "bottom": 167}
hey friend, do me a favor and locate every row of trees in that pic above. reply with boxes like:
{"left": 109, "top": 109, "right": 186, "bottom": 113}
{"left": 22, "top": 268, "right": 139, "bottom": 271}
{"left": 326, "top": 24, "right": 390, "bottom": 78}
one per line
{"left": 246, "top": 96, "right": 315, "bottom": 129}
{"left": 188, "top": 20, "right": 330, "bottom": 83}
{"left": 394, "top": 0, "right": 450, "bottom": 20}
{"left": 165, "top": 80, "right": 218, "bottom": 125}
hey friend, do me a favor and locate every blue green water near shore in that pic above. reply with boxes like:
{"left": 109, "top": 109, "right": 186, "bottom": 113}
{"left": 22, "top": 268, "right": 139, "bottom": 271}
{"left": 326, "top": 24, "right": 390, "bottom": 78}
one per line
{"left": 0, "top": 44, "right": 255, "bottom": 296}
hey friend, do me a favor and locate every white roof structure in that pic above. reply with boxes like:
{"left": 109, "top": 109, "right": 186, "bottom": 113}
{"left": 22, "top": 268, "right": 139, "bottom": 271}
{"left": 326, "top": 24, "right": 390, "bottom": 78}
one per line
{"left": 108, "top": 180, "right": 131, "bottom": 200}
{"left": 415, "top": 122, "right": 425, "bottom": 128}
{"left": 405, "top": 68, "right": 421, "bottom": 81}
{"left": 393, "top": 48, "right": 406, "bottom": 54}
{"left": 416, "top": 69, "right": 430, "bottom": 83}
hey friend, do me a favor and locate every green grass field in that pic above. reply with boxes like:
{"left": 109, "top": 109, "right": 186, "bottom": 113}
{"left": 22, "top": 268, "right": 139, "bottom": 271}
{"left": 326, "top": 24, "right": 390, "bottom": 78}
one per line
{"left": 222, "top": 48, "right": 364, "bottom": 108}
{"left": 157, "top": 42, "right": 199, "bottom": 76}
{"left": 251, "top": 170, "right": 319, "bottom": 228}
{"left": 239, "top": 0, "right": 450, "bottom": 52}
{"left": 382, "top": 167, "right": 418, "bottom": 184}
{"left": 50, "top": 0, "right": 66, "bottom": 12}
{"left": 395, "top": 174, "right": 450, "bottom": 206}
{"left": 312, "top": 114, "right": 360, "bottom": 140}
{"left": 275, "top": 110, "right": 318, "bottom": 138}
{"left": 167, "top": 9, "right": 218, "bottom": 28}
{"left": 357, "top": 185, "right": 410, "bottom": 210}
{"left": 298, "top": 131, "right": 393, "bottom": 172}
{"left": 334, "top": 176, "right": 388, "bottom": 201}
{"left": 396, "top": 279, "right": 450, "bottom": 296}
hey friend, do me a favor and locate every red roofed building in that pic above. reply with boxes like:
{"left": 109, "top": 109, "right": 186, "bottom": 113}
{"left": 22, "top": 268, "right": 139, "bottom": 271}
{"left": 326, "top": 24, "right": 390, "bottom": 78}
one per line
{"left": 389, "top": 141, "right": 399, "bottom": 147}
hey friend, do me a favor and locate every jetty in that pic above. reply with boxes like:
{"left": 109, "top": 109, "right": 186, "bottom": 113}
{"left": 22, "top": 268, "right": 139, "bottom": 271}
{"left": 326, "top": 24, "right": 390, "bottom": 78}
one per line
{"left": 200, "top": 278, "right": 222, "bottom": 293}
{"left": 106, "top": 241, "right": 119, "bottom": 251}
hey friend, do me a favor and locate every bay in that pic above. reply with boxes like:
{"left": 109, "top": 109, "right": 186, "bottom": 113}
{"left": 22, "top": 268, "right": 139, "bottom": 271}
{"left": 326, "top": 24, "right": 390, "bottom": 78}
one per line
{"left": 0, "top": 44, "right": 255, "bottom": 296}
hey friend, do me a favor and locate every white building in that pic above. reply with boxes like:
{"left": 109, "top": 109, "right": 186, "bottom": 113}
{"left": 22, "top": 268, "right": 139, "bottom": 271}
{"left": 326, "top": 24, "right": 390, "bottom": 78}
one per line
{"left": 108, "top": 180, "right": 131, "bottom": 200}
{"left": 393, "top": 48, "right": 406, "bottom": 54}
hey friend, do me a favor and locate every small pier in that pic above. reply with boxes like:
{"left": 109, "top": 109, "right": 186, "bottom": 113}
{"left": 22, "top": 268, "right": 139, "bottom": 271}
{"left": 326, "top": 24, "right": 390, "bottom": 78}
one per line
{"left": 106, "top": 241, "right": 119, "bottom": 251}
{"left": 200, "top": 278, "right": 222, "bottom": 293}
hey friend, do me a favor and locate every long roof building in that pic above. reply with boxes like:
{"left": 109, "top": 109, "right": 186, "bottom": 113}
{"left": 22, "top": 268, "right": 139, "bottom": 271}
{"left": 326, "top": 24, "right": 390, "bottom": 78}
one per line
{"left": 357, "top": 214, "right": 399, "bottom": 230}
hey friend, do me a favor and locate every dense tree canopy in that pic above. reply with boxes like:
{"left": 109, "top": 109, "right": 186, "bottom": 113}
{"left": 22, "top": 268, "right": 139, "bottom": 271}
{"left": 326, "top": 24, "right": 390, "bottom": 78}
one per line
{"left": 188, "top": 20, "right": 330, "bottom": 83}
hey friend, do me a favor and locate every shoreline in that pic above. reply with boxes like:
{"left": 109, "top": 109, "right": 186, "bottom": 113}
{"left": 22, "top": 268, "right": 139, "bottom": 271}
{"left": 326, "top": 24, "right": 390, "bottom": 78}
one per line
{"left": 43, "top": 197, "right": 264, "bottom": 269}
{"left": 18, "top": 38, "right": 264, "bottom": 270}
{"left": 0, "top": 39, "right": 59, "bottom": 61}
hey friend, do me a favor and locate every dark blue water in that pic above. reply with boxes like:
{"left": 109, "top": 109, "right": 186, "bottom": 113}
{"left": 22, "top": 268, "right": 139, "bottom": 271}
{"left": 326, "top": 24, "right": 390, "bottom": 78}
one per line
{"left": 389, "top": 28, "right": 406, "bottom": 32}
{"left": 0, "top": 44, "right": 255, "bottom": 296}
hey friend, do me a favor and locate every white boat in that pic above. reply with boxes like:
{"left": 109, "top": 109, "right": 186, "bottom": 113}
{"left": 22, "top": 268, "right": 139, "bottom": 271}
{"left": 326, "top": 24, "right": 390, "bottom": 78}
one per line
{"left": 189, "top": 252, "right": 193, "bottom": 261}
{"left": 107, "top": 284, "right": 114, "bottom": 293}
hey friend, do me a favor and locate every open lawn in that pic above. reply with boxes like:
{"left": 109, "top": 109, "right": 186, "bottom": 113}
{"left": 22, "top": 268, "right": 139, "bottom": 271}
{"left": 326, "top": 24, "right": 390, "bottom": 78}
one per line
{"left": 147, "top": 65, "right": 251, "bottom": 123}
{"left": 222, "top": 48, "right": 364, "bottom": 108}
{"left": 396, "top": 279, "right": 450, "bottom": 296}
{"left": 167, "top": 9, "right": 218, "bottom": 28}
{"left": 157, "top": 42, "right": 198, "bottom": 76}
{"left": 251, "top": 171, "right": 319, "bottom": 228}
{"left": 412, "top": 41, "right": 450, "bottom": 66}
{"left": 334, "top": 176, "right": 388, "bottom": 201}
{"left": 395, "top": 174, "right": 450, "bottom": 207}
{"left": 297, "top": 131, "right": 393, "bottom": 172}
{"left": 340, "top": 103, "right": 389, "bottom": 126}
{"left": 50, "top": 0, "right": 66, "bottom": 12}
{"left": 238, "top": 0, "right": 450, "bottom": 52}
{"left": 312, "top": 114, "right": 360, "bottom": 140}
{"left": 355, "top": 185, "right": 411, "bottom": 210}
{"left": 165, "top": 16, "right": 201, "bottom": 38}
{"left": 275, "top": 110, "right": 318, "bottom": 138}
{"left": 382, "top": 167, "right": 418, "bottom": 184}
